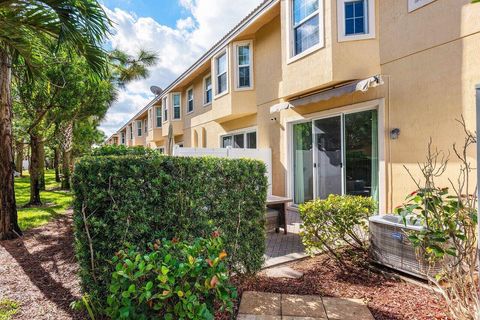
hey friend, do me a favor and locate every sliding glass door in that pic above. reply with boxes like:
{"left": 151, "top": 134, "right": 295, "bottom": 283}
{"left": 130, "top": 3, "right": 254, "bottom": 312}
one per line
{"left": 314, "top": 116, "right": 342, "bottom": 199}
{"left": 292, "top": 109, "right": 378, "bottom": 204}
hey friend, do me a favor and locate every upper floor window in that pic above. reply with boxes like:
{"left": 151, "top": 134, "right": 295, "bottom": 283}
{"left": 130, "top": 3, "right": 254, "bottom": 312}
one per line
{"left": 187, "top": 88, "right": 194, "bottom": 113}
{"left": 235, "top": 41, "right": 253, "bottom": 89}
{"left": 137, "top": 120, "right": 142, "bottom": 137}
{"left": 337, "top": 0, "right": 375, "bottom": 41}
{"left": 172, "top": 93, "right": 181, "bottom": 120}
{"left": 204, "top": 75, "right": 212, "bottom": 105}
{"left": 221, "top": 130, "right": 257, "bottom": 149}
{"left": 163, "top": 96, "right": 168, "bottom": 122}
{"left": 291, "top": 0, "right": 322, "bottom": 57}
{"left": 156, "top": 107, "right": 162, "bottom": 127}
{"left": 215, "top": 51, "right": 228, "bottom": 96}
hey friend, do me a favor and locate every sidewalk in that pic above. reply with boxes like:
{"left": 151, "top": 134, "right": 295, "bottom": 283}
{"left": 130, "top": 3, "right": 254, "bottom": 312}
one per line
{"left": 237, "top": 291, "right": 375, "bottom": 320}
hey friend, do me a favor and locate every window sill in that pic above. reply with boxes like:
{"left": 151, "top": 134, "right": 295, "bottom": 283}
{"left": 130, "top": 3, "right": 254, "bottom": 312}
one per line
{"left": 214, "top": 91, "right": 229, "bottom": 100}
{"left": 287, "top": 43, "right": 324, "bottom": 65}
{"left": 203, "top": 102, "right": 212, "bottom": 107}
{"left": 234, "top": 86, "right": 254, "bottom": 92}
{"left": 337, "top": 33, "right": 375, "bottom": 42}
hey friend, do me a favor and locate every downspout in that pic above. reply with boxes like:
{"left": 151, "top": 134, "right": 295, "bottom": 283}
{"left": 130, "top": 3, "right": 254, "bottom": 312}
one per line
{"left": 476, "top": 84, "right": 480, "bottom": 289}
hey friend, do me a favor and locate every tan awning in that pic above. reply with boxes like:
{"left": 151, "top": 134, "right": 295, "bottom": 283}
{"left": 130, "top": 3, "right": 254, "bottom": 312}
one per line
{"left": 269, "top": 75, "right": 384, "bottom": 113}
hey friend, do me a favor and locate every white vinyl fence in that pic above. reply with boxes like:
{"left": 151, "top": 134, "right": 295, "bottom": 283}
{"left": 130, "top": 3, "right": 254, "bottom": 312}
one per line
{"left": 173, "top": 146, "right": 272, "bottom": 195}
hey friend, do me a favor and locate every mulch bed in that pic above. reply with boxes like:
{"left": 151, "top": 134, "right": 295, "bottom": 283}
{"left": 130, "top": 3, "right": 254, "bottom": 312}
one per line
{"left": 1, "top": 213, "right": 450, "bottom": 320}
{"left": 226, "top": 254, "right": 450, "bottom": 320}
{"left": 0, "top": 210, "right": 84, "bottom": 320}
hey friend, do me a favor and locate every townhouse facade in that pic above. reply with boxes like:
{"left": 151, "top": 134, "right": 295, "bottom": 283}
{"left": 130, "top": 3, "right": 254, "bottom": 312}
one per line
{"left": 106, "top": 0, "right": 480, "bottom": 212}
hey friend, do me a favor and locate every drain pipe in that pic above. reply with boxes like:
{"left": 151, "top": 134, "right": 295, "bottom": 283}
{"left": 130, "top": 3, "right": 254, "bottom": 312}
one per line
{"left": 476, "top": 84, "right": 480, "bottom": 306}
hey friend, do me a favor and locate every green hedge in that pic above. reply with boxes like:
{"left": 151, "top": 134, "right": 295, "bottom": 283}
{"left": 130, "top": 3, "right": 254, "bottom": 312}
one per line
{"left": 73, "top": 154, "right": 267, "bottom": 305}
{"left": 92, "top": 145, "right": 156, "bottom": 156}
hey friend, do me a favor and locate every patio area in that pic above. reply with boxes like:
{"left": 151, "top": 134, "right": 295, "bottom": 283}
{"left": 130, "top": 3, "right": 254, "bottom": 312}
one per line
{"left": 264, "top": 210, "right": 307, "bottom": 268}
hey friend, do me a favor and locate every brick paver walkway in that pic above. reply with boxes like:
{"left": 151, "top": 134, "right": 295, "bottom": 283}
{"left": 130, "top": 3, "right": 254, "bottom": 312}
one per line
{"left": 238, "top": 291, "right": 375, "bottom": 320}
{"left": 264, "top": 210, "right": 307, "bottom": 268}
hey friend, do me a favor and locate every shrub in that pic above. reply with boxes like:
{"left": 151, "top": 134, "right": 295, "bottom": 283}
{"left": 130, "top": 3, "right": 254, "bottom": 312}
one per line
{"left": 299, "top": 194, "right": 376, "bottom": 264}
{"left": 106, "top": 236, "right": 236, "bottom": 319}
{"left": 73, "top": 154, "right": 267, "bottom": 311}
{"left": 395, "top": 120, "right": 478, "bottom": 319}
{"left": 92, "top": 145, "right": 156, "bottom": 157}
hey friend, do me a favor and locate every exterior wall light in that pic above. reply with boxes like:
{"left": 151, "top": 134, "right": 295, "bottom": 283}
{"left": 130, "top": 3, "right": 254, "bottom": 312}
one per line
{"left": 390, "top": 128, "right": 400, "bottom": 140}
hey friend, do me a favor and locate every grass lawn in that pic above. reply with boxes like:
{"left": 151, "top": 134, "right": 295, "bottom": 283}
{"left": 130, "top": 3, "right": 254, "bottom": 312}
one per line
{"left": 0, "top": 299, "right": 19, "bottom": 320}
{"left": 15, "top": 170, "right": 73, "bottom": 231}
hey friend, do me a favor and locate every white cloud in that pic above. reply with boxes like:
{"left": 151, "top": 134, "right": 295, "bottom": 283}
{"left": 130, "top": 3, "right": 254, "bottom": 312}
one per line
{"left": 100, "top": 0, "right": 263, "bottom": 137}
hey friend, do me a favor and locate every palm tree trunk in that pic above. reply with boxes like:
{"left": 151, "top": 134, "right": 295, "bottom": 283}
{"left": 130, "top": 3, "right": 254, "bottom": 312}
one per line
{"left": 60, "top": 121, "right": 73, "bottom": 190}
{"left": 29, "top": 133, "right": 42, "bottom": 206}
{"left": 15, "top": 140, "right": 24, "bottom": 177}
{"left": 54, "top": 145, "right": 61, "bottom": 183}
{"left": 0, "top": 48, "right": 21, "bottom": 240}
{"left": 62, "top": 149, "right": 72, "bottom": 190}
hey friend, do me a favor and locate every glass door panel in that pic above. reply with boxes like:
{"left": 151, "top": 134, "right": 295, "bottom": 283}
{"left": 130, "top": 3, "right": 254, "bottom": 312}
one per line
{"left": 314, "top": 116, "right": 342, "bottom": 199}
{"left": 344, "top": 110, "right": 379, "bottom": 201}
{"left": 293, "top": 122, "right": 313, "bottom": 204}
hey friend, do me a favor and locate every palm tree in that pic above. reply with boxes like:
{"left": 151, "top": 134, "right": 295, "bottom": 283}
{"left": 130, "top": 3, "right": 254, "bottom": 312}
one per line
{"left": 0, "top": 0, "right": 111, "bottom": 240}
{"left": 109, "top": 49, "right": 159, "bottom": 88}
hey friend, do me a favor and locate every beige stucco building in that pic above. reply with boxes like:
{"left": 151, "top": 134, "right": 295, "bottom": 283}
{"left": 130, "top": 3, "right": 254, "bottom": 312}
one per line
{"left": 106, "top": 0, "right": 480, "bottom": 212}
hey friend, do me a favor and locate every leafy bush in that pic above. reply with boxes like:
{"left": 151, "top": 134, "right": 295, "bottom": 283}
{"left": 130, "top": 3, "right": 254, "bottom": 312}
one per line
{"left": 92, "top": 145, "right": 156, "bottom": 156}
{"left": 73, "top": 154, "right": 267, "bottom": 311}
{"left": 299, "top": 195, "right": 376, "bottom": 263}
{"left": 106, "top": 235, "right": 236, "bottom": 319}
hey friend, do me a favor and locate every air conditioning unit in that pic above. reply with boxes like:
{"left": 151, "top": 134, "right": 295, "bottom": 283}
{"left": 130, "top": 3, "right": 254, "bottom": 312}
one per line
{"left": 369, "top": 215, "right": 441, "bottom": 279}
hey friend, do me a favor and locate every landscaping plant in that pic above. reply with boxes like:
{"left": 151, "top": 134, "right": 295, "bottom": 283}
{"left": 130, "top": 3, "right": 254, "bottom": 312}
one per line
{"left": 73, "top": 154, "right": 267, "bottom": 313}
{"left": 299, "top": 194, "right": 376, "bottom": 265}
{"left": 91, "top": 145, "right": 156, "bottom": 157}
{"left": 395, "top": 118, "right": 478, "bottom": 320}
{"left": 106, "top": 235, "right": 236, "bottom": 319}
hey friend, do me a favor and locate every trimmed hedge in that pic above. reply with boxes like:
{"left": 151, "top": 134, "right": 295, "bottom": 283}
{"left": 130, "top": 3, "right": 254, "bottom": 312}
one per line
{"left": 92, "top": 145, "right": 156, "bottom": 156}
{"left": 73, "top": 154, "right": 267, "bottom": 305}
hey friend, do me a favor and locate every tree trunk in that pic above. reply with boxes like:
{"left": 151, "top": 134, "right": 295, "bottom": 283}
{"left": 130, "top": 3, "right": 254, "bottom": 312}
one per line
{"left": 15, "top": 140, "right": 23, "bottom": 176}
{"left": 29, "top": 133, "right": 42, "bottom": 205}
{"left": 54, "top": 146, "right": 61, "bottom": 183}
{"left": 60, "top": 121, "right": 73, "bottom": 190}
{"left": 62, "top": 149, "right": 71, "bottom": 190}
{"left": 38, "top": 138, "right": 45, "bottom": 191}
{"left": 0, "top": 48, "right": 21, "bottom": 240}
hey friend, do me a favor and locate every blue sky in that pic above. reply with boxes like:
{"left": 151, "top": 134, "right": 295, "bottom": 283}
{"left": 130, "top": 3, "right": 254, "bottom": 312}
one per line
{"left": 101, "top": 0, "right": 187, "bottom": 28}
{"left": 99, "top": 0, "right": 263, "bottom": 137}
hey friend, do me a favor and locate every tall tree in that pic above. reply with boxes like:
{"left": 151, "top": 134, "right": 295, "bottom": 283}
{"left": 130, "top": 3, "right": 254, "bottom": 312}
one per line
{"left": 0, "top": 0, "right": 111, "bottom": 240}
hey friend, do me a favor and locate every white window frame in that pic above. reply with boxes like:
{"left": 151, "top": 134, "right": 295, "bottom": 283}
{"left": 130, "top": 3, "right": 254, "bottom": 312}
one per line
{"left": 203, "top": 74, "right": 212, "bottom": 106}
{"left": 130, "top": 124, "right": 133, "bottom": 140}
{"left": 137, "top": 120, "right": 143, "bottom": 137}
{"left": 121, "top": 132, "right": 125, "bottom": 145}
{"left": 157, "top": 147, "right": 165, "bottom": 154}
{"left": 213, "top": 48, "right": 229, "bottom": 99}
{"left": 162, "top": 96, "right": 168, "bottom": 123}
{"left": 220, "top": 127, "right": 258, "bottom": 149}
{"left": 285, "top": 98, "right": 386, "bottom": 213}
{"left": 186, "top": 86, "right": 194, "bottom": 114}
{"left": 155, "top": 106, "right": 163, "bottom": 128}
{"left": 337, "top": 0, "right": 375, "bottom": 42}
{"left": 234, "top": 40, "right": 254, "bottom": 91}
{"left": 287, "top": 0, "right": 325, "bottom": 64}
{"left": 144, "top": 118, "right": 148, "bottom": 133}
{"left": 172, "top": 92, "right": 182, "bottom": 120}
